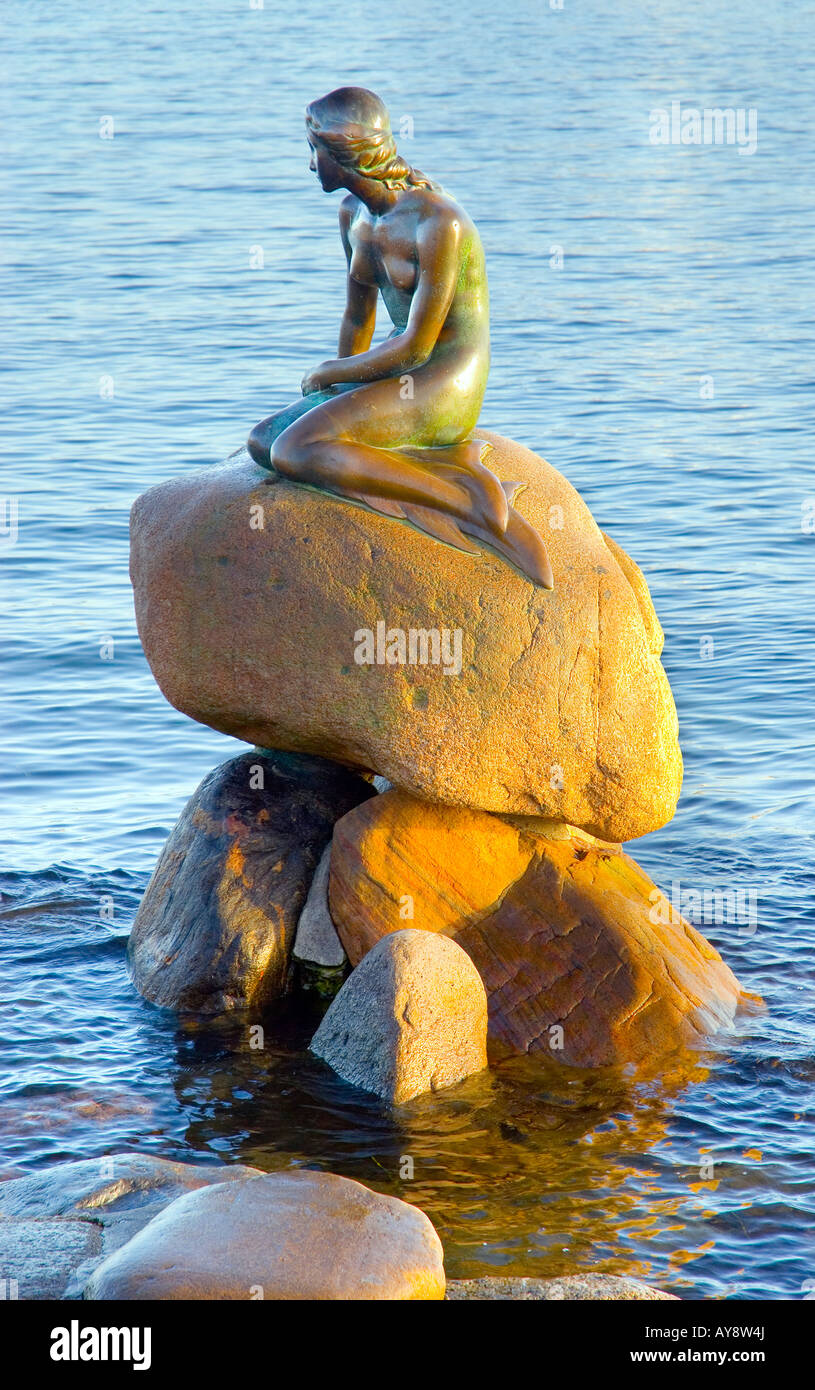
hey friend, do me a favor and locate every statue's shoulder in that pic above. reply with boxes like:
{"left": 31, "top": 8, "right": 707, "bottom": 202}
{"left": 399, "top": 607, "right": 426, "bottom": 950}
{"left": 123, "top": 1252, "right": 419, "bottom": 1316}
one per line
{"left": 408, "top": 186, "right": 476, "bottom": 233}
{"left": 339, "top": 193, "right": 365, "bottom": 228}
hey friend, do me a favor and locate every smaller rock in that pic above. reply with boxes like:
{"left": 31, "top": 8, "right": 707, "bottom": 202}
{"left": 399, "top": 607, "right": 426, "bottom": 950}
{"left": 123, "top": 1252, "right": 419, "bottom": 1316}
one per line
{"left": 293, "top": 846, "right": 346, "bottom": 968}
{"left": 0, "top": 1155, "right": 262, "bottom": 1300}
{"left": 310, "top": 929, "right": 488, "bottom": 1104}
{"left": 446, "top": 1275, "right": 678, "bottom": 1300}
{"left": 84, "top": 1170, "right": 445, "bottom": 1300}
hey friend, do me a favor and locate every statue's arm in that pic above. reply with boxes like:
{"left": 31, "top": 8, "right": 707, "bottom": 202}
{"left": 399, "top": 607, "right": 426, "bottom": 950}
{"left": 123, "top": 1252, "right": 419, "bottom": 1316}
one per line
{"left": 337, "top": 201, "right": 377, "bottom": 357}
{"left": 303, "top": 214, "right": 460, "bottom": 391}
{"left": 338, "top": 276, "right": 377, "bottom": 357}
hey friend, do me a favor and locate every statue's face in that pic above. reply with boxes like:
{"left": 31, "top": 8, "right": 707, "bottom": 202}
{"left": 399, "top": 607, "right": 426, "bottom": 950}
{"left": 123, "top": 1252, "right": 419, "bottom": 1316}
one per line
{"left": 308, "top": 136, "right": 344, "bottom": 193}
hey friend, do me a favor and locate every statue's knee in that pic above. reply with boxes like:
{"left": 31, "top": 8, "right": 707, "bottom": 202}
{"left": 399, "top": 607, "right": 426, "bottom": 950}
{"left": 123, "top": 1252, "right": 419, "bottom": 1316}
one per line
{"left": 269, "top": 436, "right": 306, "bottom": 480}
{"left": 270, "top": 429, "right": 325, "bottom": 483}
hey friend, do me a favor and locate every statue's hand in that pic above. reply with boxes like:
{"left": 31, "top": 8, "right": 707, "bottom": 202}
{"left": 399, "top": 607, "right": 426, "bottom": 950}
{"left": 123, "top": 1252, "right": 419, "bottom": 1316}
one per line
{"left": 301, "top": 365, "right": 333, "bottom": 396}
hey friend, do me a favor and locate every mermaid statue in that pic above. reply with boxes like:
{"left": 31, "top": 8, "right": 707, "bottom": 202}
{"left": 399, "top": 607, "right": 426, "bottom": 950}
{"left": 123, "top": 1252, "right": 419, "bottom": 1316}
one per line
{"left": 247, "top": 87, "right": 553, "bottom": 589}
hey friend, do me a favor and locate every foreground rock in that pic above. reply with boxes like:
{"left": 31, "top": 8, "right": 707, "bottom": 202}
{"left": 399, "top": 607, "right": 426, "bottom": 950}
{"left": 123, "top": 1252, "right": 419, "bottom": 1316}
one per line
{"left": 84, "top": 1170, "right": 445, "bottom": 1300}
{"left": 0, "top": 1154, "right": 259, "bottom": 1298}
{"left": 128, "top": 750, "right": 373, "bottom": 1013}
{"left": 311, "top": 929, "right": 488, "bottom": 1103}
{"left": 329, "top": 790, "right": 757, "bottom": 1067}
{"left": 130, "top": 433, "right": 681, "bottom": 842}
{"left": 446, "top": 1275, "right": 678, "bottom": 1300}
{"left": 0, "top": 1219, "right": 101, "bottom": 1300}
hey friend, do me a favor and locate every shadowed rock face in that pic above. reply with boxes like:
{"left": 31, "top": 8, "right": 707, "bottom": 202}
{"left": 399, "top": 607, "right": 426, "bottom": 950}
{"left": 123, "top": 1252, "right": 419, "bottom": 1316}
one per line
{"left": 328, "top": 790, "right": 759, "bottom": 1068}
{"left": 293, "top": 844, "right": 346, "bottom": 968}
{"left": 0, "top": 1154, "right": 260, "bottom": 1228}
{"left": 127, "top": 750, "right": 375, "bottom": 1014}
{"left": 83, "top": 1169, "right": 446, "bottom": 1301}
{"left": 130, "top": 431, "right": 682, "bottom": 843}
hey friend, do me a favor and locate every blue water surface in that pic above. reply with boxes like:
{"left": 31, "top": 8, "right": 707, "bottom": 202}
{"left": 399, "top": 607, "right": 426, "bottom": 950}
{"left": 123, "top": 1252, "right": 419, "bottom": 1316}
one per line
{"left": 1, "top": 0, "right": 814, "bottom": 1298}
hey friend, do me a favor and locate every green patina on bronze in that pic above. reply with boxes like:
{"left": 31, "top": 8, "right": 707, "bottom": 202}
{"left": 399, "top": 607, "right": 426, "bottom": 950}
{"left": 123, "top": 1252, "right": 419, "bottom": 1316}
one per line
{"left": 248, "top": 87, "right": 553, "bottom": 588}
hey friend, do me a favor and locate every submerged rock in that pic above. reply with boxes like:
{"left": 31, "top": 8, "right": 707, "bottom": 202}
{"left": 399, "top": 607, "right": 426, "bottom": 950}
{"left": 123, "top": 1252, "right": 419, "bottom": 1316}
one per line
{"left": 310, "top": 929, "right": 488, "bottom": 1103}
{"left": 446, "top": 1275, "right": 678, "bottom": 1300}
{"left": 130, "top": 432, "right": 681, "bottom": 843}
{"left": 83, "top": 1169, "right": 445, "bottom": 1300}
{"left": 128, "top": 750, "right": 374, "bottom": 1013}
{"left": 0, "top": 1153, "right": 259, "bottom": 1230}
{"left": 328, "top": 790, "right": 758, "bottom": 1067}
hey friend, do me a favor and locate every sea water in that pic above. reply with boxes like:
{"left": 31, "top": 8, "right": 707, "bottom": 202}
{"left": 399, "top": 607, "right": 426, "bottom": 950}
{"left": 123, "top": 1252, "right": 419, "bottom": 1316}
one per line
{"left": 1, "top": 0, "right": 813, "bottom": 1298}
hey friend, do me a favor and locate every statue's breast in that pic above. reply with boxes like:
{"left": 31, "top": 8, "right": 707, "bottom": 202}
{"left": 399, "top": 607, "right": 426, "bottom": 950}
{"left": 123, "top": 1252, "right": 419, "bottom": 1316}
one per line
{"left": 350, "top": 223, "right": 417, "bottom": 295}
{"left": 383, "top": 256, "right": 417, "bottom": 293}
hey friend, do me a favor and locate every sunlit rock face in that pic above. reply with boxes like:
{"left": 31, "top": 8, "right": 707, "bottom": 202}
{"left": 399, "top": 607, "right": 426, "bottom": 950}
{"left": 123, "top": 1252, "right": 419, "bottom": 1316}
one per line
{"left": 328, "top": 790, "right": 758, "bottom": 1068}
{"left": 130, "top": 430, "right": 681, "bottom": 844}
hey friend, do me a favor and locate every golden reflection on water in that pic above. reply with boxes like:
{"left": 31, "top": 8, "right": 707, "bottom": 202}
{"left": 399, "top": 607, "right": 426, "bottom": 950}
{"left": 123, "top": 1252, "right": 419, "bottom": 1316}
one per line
{"left": 386, "top": 1052, "right": 717, "bottom": 1283}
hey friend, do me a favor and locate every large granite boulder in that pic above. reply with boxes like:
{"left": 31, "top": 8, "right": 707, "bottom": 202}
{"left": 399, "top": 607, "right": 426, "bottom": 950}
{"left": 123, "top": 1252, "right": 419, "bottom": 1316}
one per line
{"left": 327, "top": 790, "right": 758, "bottom": 1068}
{"left": 128, "top": 750, "right": 374, "bottom": 1013}
{"left": 130, "top": 432, "right": 681, "bottom": 843}
{"left": 310, "top": 929, "right": 488, "bottom": 1103}
{"left": 84, "top": 1169, "right": 445, "bottom": 1300}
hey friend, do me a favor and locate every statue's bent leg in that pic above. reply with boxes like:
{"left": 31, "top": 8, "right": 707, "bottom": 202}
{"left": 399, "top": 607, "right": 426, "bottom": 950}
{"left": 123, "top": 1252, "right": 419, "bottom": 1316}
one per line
{"left": 261, "top": 375, "right": 554, "bottom": 587}
{"left": 247, "top": 386, "right": 356, "bottom": 468}
{"left": 268, "top": 385, "right": 498, "bottom": 525}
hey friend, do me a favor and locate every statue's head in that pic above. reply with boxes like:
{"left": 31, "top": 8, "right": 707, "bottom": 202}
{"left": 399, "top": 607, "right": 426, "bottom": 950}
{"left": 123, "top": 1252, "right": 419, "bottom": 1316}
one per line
{"left": 305, "top": 87, "right": 437, "bottom": 193}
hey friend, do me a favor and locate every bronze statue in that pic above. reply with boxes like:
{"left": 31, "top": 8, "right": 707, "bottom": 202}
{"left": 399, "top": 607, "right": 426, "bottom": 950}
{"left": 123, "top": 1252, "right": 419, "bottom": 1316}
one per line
{"left": 248, "top": 87, "right": 553, "bottom": 588}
